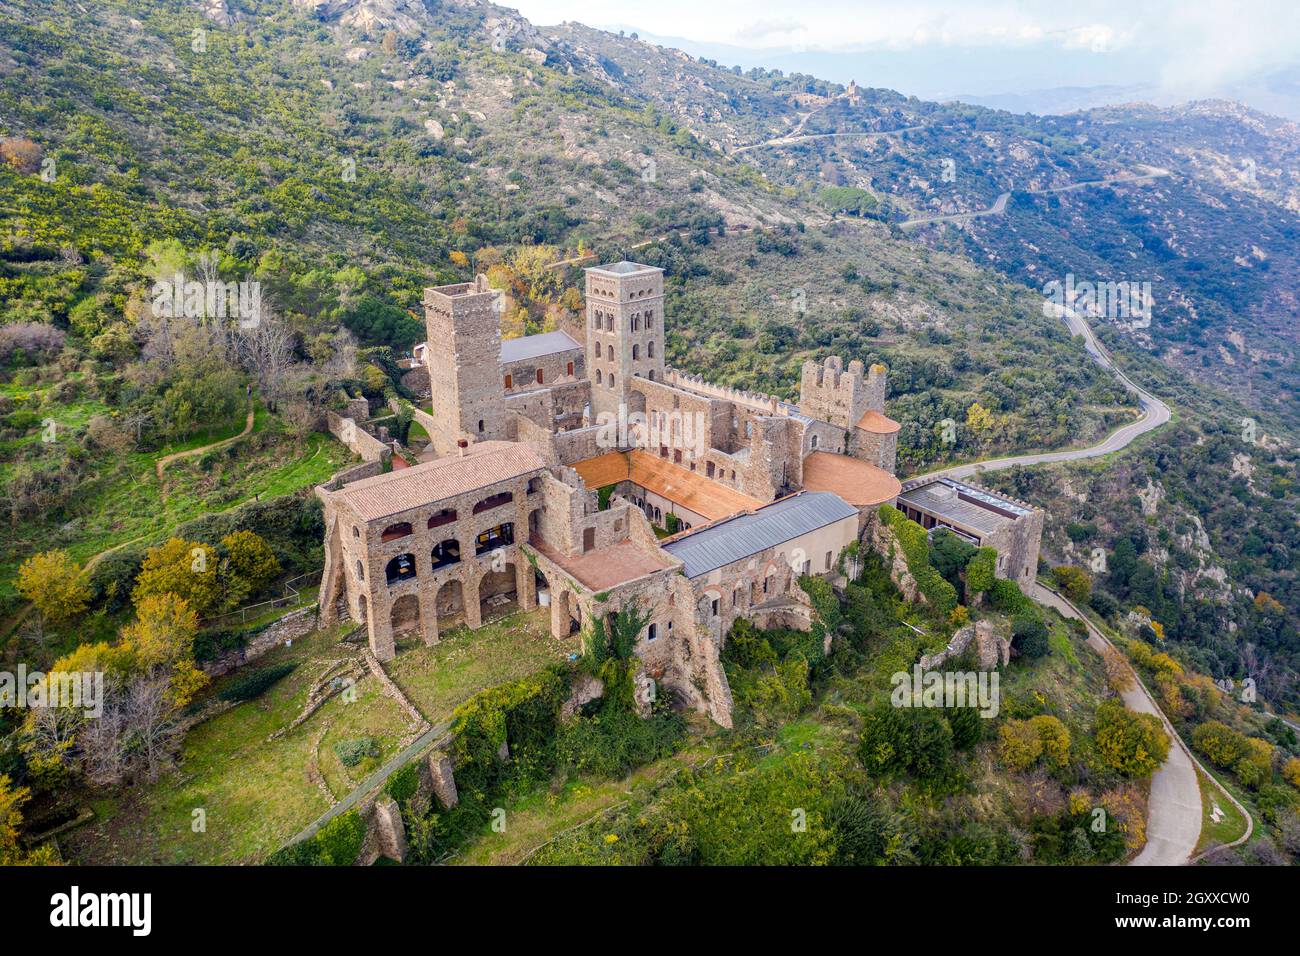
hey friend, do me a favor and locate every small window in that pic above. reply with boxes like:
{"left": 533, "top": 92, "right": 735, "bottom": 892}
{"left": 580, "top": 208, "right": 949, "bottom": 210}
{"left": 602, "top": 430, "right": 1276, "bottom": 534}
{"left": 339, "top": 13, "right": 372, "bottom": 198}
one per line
{"left": 353, "top": 526, "right": 360, "bottom": 538}
{"left": 647, "top": 623, "right": 657, "bottom": 641}
{"left": 609, "top": 374, "right": 616, "bottom": 389}
{"left": 607, "top": 345, "right": 614, "bottom": 361}
{"left": 504, "top": 373, "right": 512, "bottom": 389}
{"left": 632, "top": 344, "right": 639, "bottom": 360}
{"left": 535, "top": 368, "right": 544, "bottom": 385}
{"left": 596, "top": 369, "right": 603, "bottom": 384}
{"left": 811, "top": 434, "right": 819, "bottom": 449}
{"left": 710, "top": 598, "right": 719, "bottom": 617}
{"left": 825, "top": 551, "right": 833, "bottom": 570}
{"left": 567, "top": 361, "right": 574, "bottom": 376}
{"left": 478, "top": 419, "right": 485, "bottom": 432}
{"left": 356, "top": 560, "right": 364, "bottom": 581}
{"left": 647, "top": 340, "right": 655, "bottom": 358}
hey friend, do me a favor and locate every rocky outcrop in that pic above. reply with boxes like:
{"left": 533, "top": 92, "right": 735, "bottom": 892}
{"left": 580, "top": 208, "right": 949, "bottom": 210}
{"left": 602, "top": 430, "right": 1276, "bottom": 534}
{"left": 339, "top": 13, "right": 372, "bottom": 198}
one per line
{"left": 920, "top": 620, "right": 1010, "bottom": 671}
{"left": 867, "top": 517, "right": 920, "bottom": 603}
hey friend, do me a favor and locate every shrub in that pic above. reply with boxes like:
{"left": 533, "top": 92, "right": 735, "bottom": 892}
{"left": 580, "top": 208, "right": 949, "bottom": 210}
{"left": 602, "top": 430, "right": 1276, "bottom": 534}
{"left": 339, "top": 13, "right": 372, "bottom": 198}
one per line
{"left": 1283, "top": 756, "right": 1300, "bottom": 791}
{"left": 1234, "top": 737, "right": 1274, "bottom": 790}
{"left": 218, "top": 662, "right": 297, "bottom": 703}
{"left": 1051, "top": 565, "right": 1092, "bottom": 603}
{"left": 384, "top": 760, "right": 420, "bottom": 801}
{"left": 314, "top": 810, "right": 366, "bottom": 865}
{"left": 1191, "top": 720, "right": 1247, "bottom": 769}
{"left": 858, "top": 701, "right": 954, "bottom": 782}
{"left": 998, "top": 719, "right": 1043, "bottom": 770}
{"left": 334, "top": 737, "right": 380, "bottom": 768}
{"left": 989, "top": 578, "right": 1032, "bottom": 615}
{"left": 947, "top": 706, "right": 983, "bottom": 750}
{"left": 878, "top": 505, "right": 958, "bottom": 614}
{"left": 1031, "top": 715, "right": 1072, "bottom": 769}
{"left": 1011, "top": 614, "right": 1050, "bottom": 659}
{"left": 965, "top": 547, "right": 997, "bottom": 595}
{"left": 1094, "top": 699, "right": 1169, "bottom": 777}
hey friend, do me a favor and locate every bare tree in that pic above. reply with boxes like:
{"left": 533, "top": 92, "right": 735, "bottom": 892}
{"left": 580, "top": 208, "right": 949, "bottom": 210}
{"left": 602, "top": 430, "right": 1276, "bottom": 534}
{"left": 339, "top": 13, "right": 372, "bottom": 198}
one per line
{"left": 236, "top": 310, "right": 296, "bottom": 410}
{"left": 124, "top": 673, "right": 184, "bottom": 782}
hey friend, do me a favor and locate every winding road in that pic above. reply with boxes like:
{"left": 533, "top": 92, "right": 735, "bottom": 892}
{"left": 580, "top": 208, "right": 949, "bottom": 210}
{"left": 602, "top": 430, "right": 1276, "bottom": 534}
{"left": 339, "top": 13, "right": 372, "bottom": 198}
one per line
{"left": 912, "top": 306, "right": 1206, "bottom": 865}
{"left": 913, "top": 305, "right": 1171, "bottom": 485}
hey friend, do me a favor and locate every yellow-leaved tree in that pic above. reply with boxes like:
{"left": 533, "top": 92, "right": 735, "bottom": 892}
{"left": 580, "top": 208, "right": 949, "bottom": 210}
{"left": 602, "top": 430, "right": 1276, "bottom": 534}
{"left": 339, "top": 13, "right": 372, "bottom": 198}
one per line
{"left": 120, "top": 593, "right": 208, "bottom": 708}
{"left": 132, "top": 537, "right": 221, "bottom": 616}
{"left": 17, "top": 550, "right": 91, "bottom": 624}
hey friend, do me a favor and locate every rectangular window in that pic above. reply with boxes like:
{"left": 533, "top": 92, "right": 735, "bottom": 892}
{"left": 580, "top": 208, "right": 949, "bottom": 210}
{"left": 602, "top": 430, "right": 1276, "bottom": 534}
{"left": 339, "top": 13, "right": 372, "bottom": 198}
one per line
{"left": 710, "top": 599, "right": 719, "bottom": 617}
{"left": 536, "top": 368, "right": 544, "bottom": 384}
{"left": 825, "top": 551, "right": 833, "bottom": 570}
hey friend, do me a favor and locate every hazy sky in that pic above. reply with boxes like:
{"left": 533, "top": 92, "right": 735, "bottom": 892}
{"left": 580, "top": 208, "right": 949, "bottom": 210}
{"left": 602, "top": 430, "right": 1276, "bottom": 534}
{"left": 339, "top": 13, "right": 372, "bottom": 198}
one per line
{"left": 508, "top": 0, "right": 1300, "bottom": 102}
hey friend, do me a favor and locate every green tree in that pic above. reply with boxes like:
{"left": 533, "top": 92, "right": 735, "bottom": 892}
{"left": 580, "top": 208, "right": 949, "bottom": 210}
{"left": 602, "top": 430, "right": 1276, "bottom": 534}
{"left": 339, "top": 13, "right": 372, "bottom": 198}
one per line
{"left": 1052, "top": 565, "right": 1093, "bottom": 603}
{"left": 1094, "top": 699, "right": 1169, "bottom": 777}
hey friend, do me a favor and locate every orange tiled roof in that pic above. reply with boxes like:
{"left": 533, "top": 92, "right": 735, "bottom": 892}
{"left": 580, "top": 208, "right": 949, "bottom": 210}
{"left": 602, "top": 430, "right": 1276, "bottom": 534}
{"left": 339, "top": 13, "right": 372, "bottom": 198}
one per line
{"left": 570, "top": 451, "right": 629, "bottom": 489}
{"left": 333, "top": 441, "right": 544, "bottom": 521}
{"left": 571, "top": 450, "right": 761, "bottom": 522}
{"left": 800, "top": 451, "right": 902, "bottom": 507}
{"left": 856, "top": 409, "right": 902, "bottom": 434}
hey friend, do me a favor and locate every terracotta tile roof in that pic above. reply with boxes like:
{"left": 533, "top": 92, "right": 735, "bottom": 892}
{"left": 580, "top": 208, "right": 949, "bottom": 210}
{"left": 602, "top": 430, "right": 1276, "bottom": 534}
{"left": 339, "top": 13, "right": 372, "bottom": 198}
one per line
{"left": 570, "top": 451, "right": 629, "bottom": 489}
{"left": 800, "top": 451, "right": 902, "bottom": 507}
{"left": 529, "top": 534, "right": 673, "bottom": 591}
{"left": 333, "top": 441, "right": 544, "bottom": 522}
{"left": 856, "top": 409, "right": 902, "bottom": 434}
{"left": 570, "top": 450, "right": 761, "bottom": 521}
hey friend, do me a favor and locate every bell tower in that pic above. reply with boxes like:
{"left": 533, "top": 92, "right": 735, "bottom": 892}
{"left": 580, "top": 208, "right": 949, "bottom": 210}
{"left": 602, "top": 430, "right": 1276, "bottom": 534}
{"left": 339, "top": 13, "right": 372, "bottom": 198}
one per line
{"left": 584, "top": 262, "right": 665, "bottom": 420}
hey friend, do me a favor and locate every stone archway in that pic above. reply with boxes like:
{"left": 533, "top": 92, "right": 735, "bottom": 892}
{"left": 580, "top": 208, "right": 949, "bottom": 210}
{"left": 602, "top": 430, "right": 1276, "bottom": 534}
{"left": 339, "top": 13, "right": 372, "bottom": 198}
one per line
{"left": 436, "top": 579, "right": 464, "bottom": 630}
{"left": 478, "top": 562, "right": 517, "bottom": 623}
{"left": 390, "top": 593, "right": 421, "bottom": 647}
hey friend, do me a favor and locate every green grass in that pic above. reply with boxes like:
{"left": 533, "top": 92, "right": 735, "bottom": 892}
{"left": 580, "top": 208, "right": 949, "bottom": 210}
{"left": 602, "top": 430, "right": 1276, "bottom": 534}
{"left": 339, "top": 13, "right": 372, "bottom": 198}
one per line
{"left": 385, "top": 607, "right": 581, "bottom": 725}
{"left": 1194, "top": 767, "right": 1249, "bottom": 856}
{"left": 62, "top": 623, "right": 413, "bottom": 865}
{"left": 0, "top": 428, "right": 352, "bottom": 604}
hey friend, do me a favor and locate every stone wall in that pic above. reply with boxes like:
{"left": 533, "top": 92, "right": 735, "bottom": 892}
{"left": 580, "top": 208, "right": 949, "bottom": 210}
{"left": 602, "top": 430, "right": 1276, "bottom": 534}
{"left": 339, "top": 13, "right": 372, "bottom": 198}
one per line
{"left": 202, "top": 606, "right": 319, "bottom": 678}
{"left": 326, "top": 411, "right": 392, "bottom": 465}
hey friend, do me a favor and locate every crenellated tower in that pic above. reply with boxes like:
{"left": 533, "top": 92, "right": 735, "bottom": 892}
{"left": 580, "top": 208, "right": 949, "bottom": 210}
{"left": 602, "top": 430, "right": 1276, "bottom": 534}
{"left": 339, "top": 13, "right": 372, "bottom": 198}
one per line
{"left": 423, "top": 275, "right": 506, "bottom": 457}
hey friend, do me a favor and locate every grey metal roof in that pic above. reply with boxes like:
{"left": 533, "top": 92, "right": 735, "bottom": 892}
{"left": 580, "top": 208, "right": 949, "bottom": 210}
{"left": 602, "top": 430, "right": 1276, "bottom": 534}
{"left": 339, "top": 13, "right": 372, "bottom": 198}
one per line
{"left": 587, "top": 260, "right": 660, "bottom": 276}
{"left": 662, "top": 492, "right": 858, "bottom": 578}
{"left": 499, "top": 330, "right": 581, "bottom": 364}
{"left": 896, "top": 478, "right": 1029, "bottom": 534}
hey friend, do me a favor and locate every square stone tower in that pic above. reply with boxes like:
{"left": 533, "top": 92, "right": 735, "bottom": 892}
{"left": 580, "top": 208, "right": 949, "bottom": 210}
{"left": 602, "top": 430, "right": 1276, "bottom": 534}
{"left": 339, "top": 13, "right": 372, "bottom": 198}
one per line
{"left": 798, "top": 355, "right": 881, "bottom": 429}
{"left": 423, "top": 275, "right": 506, "bottom": 457}
{"left": 584, "top": 262, "right": 665, "bottom": 420}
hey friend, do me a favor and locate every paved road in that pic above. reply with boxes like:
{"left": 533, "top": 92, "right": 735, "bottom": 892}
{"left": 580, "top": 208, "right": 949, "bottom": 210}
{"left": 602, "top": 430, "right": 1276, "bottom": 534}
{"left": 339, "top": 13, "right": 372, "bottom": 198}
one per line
{"left": 1033, "top": 585, "right": 1203, "bottom": 865}
{"left": 911, "top": 307, "right": 1171, "bottom": 485}
{"left": 731, "top": 124, "right": 928, "bottom": 155}
{"left": 899, "top": 167, "right": 1170, "bottom": 229}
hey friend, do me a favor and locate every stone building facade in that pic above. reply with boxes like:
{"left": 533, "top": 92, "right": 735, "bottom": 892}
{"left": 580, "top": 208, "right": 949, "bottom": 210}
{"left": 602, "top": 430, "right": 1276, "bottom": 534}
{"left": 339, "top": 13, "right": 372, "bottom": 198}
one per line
{"left": 319, "top": 260, "right": 1044, "bottom": 727}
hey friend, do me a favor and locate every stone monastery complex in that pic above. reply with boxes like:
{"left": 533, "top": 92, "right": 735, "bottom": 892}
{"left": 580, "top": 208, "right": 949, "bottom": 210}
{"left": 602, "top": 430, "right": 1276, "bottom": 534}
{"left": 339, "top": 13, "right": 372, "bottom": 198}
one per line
{"left": 318, "top": 262, "right": 1042, "bottom": 727}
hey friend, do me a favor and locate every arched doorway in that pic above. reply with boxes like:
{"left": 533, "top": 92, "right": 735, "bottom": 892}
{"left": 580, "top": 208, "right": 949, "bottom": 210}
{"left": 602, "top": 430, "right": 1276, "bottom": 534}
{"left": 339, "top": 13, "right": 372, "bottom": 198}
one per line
{"left": 478, "top": 563, "right": 517, "bottom": 623}
{"left": 436, "top": 579, "right": 464, "bottom": 630}
{"left": 390, "top": 593, "right": 421, "bottom": 648}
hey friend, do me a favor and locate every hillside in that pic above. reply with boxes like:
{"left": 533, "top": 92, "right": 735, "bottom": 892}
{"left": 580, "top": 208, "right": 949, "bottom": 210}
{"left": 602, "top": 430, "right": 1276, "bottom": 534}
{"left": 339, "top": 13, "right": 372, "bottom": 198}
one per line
{"left": 0, "top": 0, "right": 1296, "bottom": 712}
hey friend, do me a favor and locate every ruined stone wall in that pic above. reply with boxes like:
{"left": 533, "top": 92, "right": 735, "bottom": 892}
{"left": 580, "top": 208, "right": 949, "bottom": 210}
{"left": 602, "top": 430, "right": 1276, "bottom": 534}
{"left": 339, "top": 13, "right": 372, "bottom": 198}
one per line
{"left": 326, "top": 411, "right": 392, "bottom": 465}
{"left": 320, "top": 463, "right": 546, "bottom": 660}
